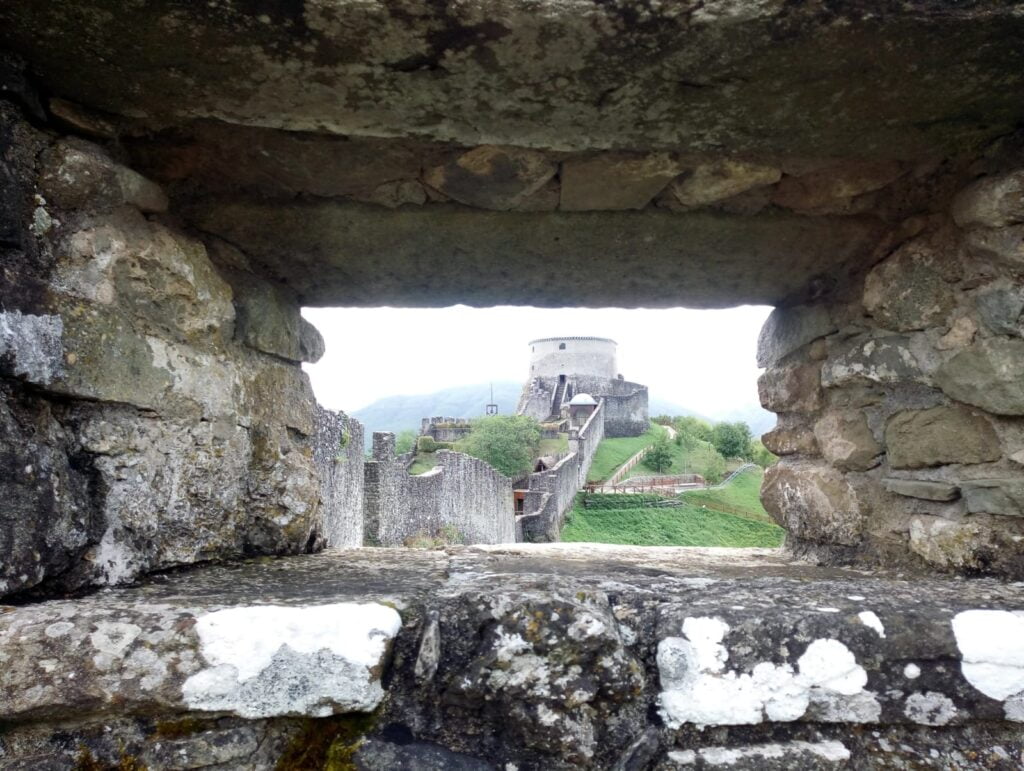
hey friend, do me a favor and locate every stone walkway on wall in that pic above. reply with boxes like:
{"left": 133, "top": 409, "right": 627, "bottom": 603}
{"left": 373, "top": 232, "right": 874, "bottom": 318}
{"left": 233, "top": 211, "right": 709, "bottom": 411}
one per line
{"left": 3, "top": 545, "right": 1023, "bottom": 769}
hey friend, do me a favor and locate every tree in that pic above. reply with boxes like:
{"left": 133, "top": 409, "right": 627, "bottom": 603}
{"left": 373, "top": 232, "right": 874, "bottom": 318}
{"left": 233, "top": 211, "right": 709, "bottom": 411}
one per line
{"left": 395, "top": 430, "right": 417, "bottom": 455}
{"left": 674, "top": 415, "right": 713, "bottom": 443}
{"left": 711, "top": 421, "right": 753, "bottom": 459}
{"left": 461, "top": 415, "right": 542, "bottom": 477}
{"left": 750, "top": 439, "right": 777, "bottom": 468}
{"left": 643, "top": 433, "right": 675, "bottom": 473}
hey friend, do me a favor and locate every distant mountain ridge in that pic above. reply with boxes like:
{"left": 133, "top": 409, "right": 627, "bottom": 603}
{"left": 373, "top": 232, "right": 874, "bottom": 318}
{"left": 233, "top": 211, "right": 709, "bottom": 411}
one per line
{"left": 351, "top": 382, "right": 775, "bottom": 447}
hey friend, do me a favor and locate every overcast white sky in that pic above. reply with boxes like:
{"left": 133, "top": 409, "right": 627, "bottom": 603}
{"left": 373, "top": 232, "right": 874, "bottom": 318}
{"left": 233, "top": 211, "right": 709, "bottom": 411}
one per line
{"left": 303, "top": 305, "right": 771, "bottom": 416}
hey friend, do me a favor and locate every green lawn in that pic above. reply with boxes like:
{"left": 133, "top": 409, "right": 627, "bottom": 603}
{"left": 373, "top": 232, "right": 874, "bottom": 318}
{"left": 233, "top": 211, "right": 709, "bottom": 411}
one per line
{"left": 561, "top": 501, "right": 784, "bottom": 547}
{"left": 681, "top": 466, "right": 773, "bottom": 524}
{"left": 408, "top": 454, "right": 438, "bottom": 475}
{"left": 538, "top": 433, "right": 569, "bottom": 457}
{"left": 586, "top": 423, "right": 665, "bottom": 483}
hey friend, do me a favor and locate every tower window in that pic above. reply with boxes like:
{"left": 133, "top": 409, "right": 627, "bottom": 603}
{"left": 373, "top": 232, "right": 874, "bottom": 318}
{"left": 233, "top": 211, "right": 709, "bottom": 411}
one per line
{"left": 559, "top": 343, "right": 566, "bottom": 350}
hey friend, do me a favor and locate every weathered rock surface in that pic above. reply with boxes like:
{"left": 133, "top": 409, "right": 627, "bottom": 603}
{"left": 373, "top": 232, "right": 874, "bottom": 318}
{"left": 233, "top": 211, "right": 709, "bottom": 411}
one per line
{"left": 761, "top": 462, "right": 864, "bottom": 545}
{"left": 885, "top": 406, "right": 1001, "bottom": 470}
{"left": 669, "top": 161, "right": 780, "bottom": 208}
{"left": 883, "top": 479, "right": 960, "bottom": 503}
{"left": 561, "top": 153, "right": 682, "bottom": 211}
{"left": 952, "top": 170, "right": 1024, "bottom": 228}
{"left": 813, "top": 411, "right": 882, "bottom": 472}
{"left": 756, "top": 304, "right": 835, "bottom": 369}
{"left": 934, "top": 338, "right": 1024, "bottom": 416}
{"left": 5, "top": 3, "right": 1024, "bottom": 158}
{"left": 2, "top": 545, "right": 1023, "bottom": 769}
{"left": 863, "top": 235, "right": 960, "bottom": 332}
{"left": 188, "top": 200, "right": 886, "bottom": 308}
{"left": 758, "top": 363, "right": 822, "bottom": 414}
{"left": 961, "top": 480, "right": 1024, "bottom": 517}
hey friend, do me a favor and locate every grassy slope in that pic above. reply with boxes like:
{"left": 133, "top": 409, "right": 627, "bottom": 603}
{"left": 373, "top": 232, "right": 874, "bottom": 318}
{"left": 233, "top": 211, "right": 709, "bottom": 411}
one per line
{"left": 586, "top": 424, "right": 664, "bottom": 483}
{"left": 681, "top": 466, "right": 773, "bottom": 524}
{"left": 624, "top": 436, "right": 722, "bottom": 479}
{"left": 561, "top": 502, "right": 784, "bottom": 547}
{"left": 408, "top": 455, "right": 438, "bottom": 475}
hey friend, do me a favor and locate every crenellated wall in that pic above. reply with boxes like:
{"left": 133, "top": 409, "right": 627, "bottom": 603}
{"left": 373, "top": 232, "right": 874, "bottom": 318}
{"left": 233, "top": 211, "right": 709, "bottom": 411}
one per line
{"left": 364, "top": 433, "right": 515, "bottom": 546}
{"left": 759, "top": 160, "right": 1024, "bottom": 578}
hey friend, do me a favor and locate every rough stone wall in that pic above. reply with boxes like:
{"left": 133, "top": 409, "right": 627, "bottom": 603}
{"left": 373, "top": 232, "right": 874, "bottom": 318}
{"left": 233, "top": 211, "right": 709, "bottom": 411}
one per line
{"left": 364, "top": 434, "right": 515, "bottom": 545}
{"left": 759, "top": 153, "right": 1024, "bottom": 578}
{"left": 518, "top": 373, "right": 648, "bottom": 437}
{"left": 603, "top": 387, "right": 650, "bottom": 438}
{"left": 313, "top": 406, "right": 365, "bottom": 548}
{"left": 0, "top": 99, "right": 350, "bottom": 599}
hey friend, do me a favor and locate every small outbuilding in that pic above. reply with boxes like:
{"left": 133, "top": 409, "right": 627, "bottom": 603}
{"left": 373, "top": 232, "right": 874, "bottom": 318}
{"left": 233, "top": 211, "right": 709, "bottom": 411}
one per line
{"left": 567, "top": 393, "right": 598, "bottom": 426}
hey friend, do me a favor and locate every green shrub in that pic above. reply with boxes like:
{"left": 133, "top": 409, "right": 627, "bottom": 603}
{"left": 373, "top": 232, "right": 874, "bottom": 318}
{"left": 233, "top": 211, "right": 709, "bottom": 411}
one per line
{"left": 434, "top": 441, "right": 454, "bottom": 450}
{"left": 417, "top": 436, "right": 438, "bottom": 453}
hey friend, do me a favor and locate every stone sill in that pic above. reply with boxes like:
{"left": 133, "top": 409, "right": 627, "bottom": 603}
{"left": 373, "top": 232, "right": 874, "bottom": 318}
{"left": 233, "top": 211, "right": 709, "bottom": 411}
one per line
{"left": 2, "top": 544, "right": 1022, "bottom": 768}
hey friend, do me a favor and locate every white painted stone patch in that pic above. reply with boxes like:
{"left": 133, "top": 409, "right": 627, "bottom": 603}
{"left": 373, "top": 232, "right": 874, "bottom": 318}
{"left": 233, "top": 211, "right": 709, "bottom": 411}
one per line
{"left": 858, "top": 611, "right": 885, "bottom": 638}
{"left": 951, "top": 610, "right": 1024, "bottom": 701}
{"left": 182, "top": 603, "right": 401, "bottom": 718}
{"left": 657, "top": 616, "right": 878, "bottom": 729}
{"left": 667, "top": 739, "right": 850, "bottom": 766}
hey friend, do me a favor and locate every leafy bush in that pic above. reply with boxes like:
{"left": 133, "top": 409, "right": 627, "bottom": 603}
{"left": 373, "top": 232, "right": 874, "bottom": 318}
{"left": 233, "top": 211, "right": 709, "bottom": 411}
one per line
{"left": 395, "top": 430, "right": 417, "bottom": 455}
{"left": 461, "top": 415, "right": 542, "bottom": 477}
{"left": 434, "top": 441, "right": 454, "bottom": 450}
{"left": 417, "top": 435, "right": 437, "bottom": 453}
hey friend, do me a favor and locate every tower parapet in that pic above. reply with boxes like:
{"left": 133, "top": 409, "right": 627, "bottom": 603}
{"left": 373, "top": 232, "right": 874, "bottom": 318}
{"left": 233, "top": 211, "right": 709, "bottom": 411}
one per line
{"left": 528, "top": 336, "right": 617, "bottom": 380}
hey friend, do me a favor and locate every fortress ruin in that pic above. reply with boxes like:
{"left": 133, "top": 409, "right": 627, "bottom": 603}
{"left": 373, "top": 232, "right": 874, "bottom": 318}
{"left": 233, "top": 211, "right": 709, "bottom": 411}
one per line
{"left": 2, "top": 1, "right": 1024, "bottom": 768}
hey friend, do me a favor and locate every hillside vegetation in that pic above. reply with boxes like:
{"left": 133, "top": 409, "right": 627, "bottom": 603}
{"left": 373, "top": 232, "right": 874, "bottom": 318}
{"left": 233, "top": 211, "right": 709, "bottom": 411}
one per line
{"left": 586, "top": 423, "right": 665, "bottom": 483}
{"left": 561, "top": 499, "right": 784, "bottom": 547}
{"left": 681, "top": 466, "right": 774, "bottom": 524}
{"left": 562, "top": 466, "right": 783, "bottom": 547}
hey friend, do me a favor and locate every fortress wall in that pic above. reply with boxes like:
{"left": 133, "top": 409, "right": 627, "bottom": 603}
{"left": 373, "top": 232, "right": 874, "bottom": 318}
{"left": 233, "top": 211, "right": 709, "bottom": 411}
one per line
{"left": 365, "top": 435, "right": 515, "bottom": 545}
{"left": 520, "top": 401, "right": 606, "bottom": 541}
{"left": 437, "top": 451, "right": 516, "bottom": 544}
{"left": 313, "top": 406, "right": 365, "bottom": 548}
{"left": 602, "top": 387, "right": 649, "bottom": 438}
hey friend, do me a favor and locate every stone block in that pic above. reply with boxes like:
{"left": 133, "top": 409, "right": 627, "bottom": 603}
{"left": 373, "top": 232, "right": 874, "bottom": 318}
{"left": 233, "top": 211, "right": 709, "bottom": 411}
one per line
{"left": 560, "top": 153, "right": 682, "bottom": 211}
{"left": 961, "top": 479, "right": 1024, "bottom": 516}
{"left": 963, "top": 224, "right": 1024, "bottom": 268}
{"left": 299, "top": 317, "right": 325, "bottom": 363}
{"left": 762, "top": 422, "right": 818, "bottom": 456}
{"left": 909, "top": 516, "right": 1001, "bottom": 571}
{"left": 772, "top": 160, "right": 904, "bottom": 213}
{"left": 976, "top": 285, "right": 1024, "bottom": 336}
{"left": 761, "top": 461, "right": 865, "bottom": 545}
{"left": 813, "top": 411, "right": 882, "bottom": 472}
{"left": 934, "top": 338, "right": 1024, "bottom": 415}
{"left": 883, "top": 478, "right": 960, "bottom": 502}
{"left": 821, "top": 335, "right": 924, "bottom": 388}
{"left": 936, "top": 316, "right": 977, "bottom": 351}
{"left": 756, "top": 304, "right": 835, "bottom": 368}
{"left": 885, "top": 406, "right": 1000, "bottom": 469}
{"left": 39, "top": 138, "right": 167, "bottom": 213}
{"left": 233, "top": 276, "right": 303, "bottom": 361}
{"left": 951, "top": 170, "right": 1024, "bottom": 228}
{"left": 423, "top": 146, "right": 556, "bottom": 211}
{"left": 862, "top": 237, "right": 959, "bottom": 331}
{"left": 757, "top": 362, "right": 822, "bottom": 414}
{"left": 669, "top": 160, "right": 780, "bottom": 207}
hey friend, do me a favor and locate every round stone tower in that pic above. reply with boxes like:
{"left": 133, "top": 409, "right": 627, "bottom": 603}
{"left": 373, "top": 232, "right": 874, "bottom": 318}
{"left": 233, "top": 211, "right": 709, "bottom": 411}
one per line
{"left": 528, "top": 336, "right": 617, "bottom": 379}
